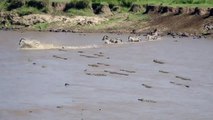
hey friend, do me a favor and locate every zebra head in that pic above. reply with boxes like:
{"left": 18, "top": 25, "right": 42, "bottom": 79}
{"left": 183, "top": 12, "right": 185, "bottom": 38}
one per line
{"left": 19, "top": 38, "right": 26, "bottom": 45}
{"left": 102, "top": 35, "right": 109, "bottom": 41}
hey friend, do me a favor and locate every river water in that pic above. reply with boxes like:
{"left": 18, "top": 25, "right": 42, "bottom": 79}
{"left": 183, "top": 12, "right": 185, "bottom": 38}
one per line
{"left": 0, "top": 31, "right": 213, "bottom": 120}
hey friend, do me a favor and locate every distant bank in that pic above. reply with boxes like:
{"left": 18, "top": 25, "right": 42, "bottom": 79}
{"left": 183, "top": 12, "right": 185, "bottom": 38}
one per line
{"left": 0, "top": 0, "right": 212, "bottom": 38}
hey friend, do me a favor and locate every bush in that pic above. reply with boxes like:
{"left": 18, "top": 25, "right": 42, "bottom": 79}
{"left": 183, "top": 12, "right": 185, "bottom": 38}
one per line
{"left": 193, "top": 0, "right": 206, "bottom": 4}
{"left": 67, "top": 8, "right": 94, "bottom": 16}
{"left": 33, "top": 22, "right": 49, "bottom": 30}
{"left": 75, "top": 0, "right": 91, "bottom": 9}
{"left": 27, "top": 0, "right": 49, "bottom": 9}
{"left": 64, "top": 0, "right": 91, "bottom": 12}
{"left": 206, "top": 0, "right": 213, "bottom": 4}
{"left": 120, "top": 0, "right": 137, "bottom": 7}
{"left": 17, "top": 6, "right": 39, "bottom": 16}
{"left": 92, "top": 2, "right": 101, "bottom": 10}
{"left": 173, "top": 0, "right": 194, "bottom": 4}
{"left": 7, "top": 0, "right": 25, "bottom": 10}
{"left": 26, "top": 0, "right": 50, "bottom": 13}
{"left": 0, "top": 1, "right": 9, "bottom": 11}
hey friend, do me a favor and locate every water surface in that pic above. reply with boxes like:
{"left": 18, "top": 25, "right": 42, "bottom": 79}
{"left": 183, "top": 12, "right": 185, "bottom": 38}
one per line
{"left": 0, "top": 31, "right": 213, "bottom": 120}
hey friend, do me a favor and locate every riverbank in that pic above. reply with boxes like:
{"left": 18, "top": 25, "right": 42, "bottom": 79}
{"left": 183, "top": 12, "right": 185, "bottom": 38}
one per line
{"left": 0, "top": 0, "right": 212, "bottom": 38}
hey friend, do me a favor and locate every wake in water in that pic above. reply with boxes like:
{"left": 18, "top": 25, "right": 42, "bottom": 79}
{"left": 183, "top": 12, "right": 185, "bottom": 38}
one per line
{"left": 18, "top": 36, "right": 162, "bottom": 50}
{"left": 19, "top": 38, "right": 100, "bottom": 50}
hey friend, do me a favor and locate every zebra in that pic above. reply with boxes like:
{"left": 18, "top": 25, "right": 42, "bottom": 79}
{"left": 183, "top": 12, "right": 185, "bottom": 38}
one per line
{"left": 128, "top": 36, "right": 141, "bottom": 42}
{"left": 146, "top": 29, "right": 161, "bottom": 41}
{"left": 102, "top": 35, "right": 122, "bottom": 44}
{"left": 204, "top": 23, "right": 213, "bottom": 31}
{"left": 19, "top": 38, "right": 41, "bottom": 48}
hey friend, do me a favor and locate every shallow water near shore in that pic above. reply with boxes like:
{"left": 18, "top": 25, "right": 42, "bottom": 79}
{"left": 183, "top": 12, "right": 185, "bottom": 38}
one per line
{"left": 0, "top": 31, "right": 213, "bottom": 120}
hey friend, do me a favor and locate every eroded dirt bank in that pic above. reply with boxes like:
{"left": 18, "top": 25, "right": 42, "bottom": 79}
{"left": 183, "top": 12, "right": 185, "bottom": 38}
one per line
{"left": 137, "top": 5, "right": 213, "bottom": 36}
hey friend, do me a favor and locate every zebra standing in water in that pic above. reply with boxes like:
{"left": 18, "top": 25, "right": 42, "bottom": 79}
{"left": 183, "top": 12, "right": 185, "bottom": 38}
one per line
{"left": 102, "top": 35, "right": 122, "bottom": 44}
{"left": 146, "top": 29, "right": 161, "bottom": 41}
{"left": 128, "top": 36, "right": 141, "bottom": 42}
{"left": 19, "top": 38, "right": 41, "bottom": 48}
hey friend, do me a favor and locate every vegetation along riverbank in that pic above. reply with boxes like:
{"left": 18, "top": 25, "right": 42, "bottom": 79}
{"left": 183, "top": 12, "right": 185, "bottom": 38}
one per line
{"left": 0, "top": 0, "right": 212, "bottom": 37}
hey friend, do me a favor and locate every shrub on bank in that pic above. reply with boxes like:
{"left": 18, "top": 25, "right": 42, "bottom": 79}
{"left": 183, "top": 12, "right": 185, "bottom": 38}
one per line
{"left": 174, "top": 0, "right": 194, "bottom": 4}
{"left": 3, "top": 0, "right": 50, "bottom": 15}
{"left": 92, "top": 0, "right": 138, "bottom": 8}
{"left": 63, "top": 0, "right": 93, "bottom": 17}
{"left": 27, "top": 0, "right": 50, "bottom": 13}
{"left": 0, "top": 1, "right": 9, "bottom": 11}
{"left": 33, "top": 22, "right": 49, "bottom": 30}
{"left": 120, "top": 0, "right": 137, "bottom": 8}
{"left": 67, "top": 8, "right": 94, "bottom": 16}
{"left": 16, "top": 6, "right": 40, "bottom": 16}
{"left": 75, "top": 0, "right": 91, "bottom": 9}
{"left": 7, "top": 0, "right": 25, "bottom": 10}
{"left": 193, "top": 0, "right": 204, "bottom": 4}
{"left": 0, "top": 0, "right": 212, "bottom": 16}
{"left": 27, "top": 0, "right": 46, "bottom": 9}
{"left": 64, "top": 0, "right": 91, "bottom": 11}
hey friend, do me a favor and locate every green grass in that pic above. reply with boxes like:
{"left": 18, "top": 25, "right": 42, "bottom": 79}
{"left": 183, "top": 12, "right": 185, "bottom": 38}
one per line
{"left": 0, "top": 1, "right": 8, "bottom": 11}
{"left": 16, "top": 6, "right": 40, "bottom": 16}
{"left": 66, "top": 8, "right": 94, "bottom": 16}
{"left": 0, "top": 0, "right": 212, "bottom": 15}
{"left": 92, "top": 0, "right": 213, "bottom": 6}
{"left": 48, "top": 0, "right": 213, "bottom": 6}
{"left": 33, "top": 22, "right": 49, "bottom": 30}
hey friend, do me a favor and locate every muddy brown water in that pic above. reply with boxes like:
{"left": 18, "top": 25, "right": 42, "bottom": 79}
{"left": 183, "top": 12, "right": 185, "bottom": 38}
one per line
{"left": 0, "top": 31, "right": 213, "bottom": 120}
